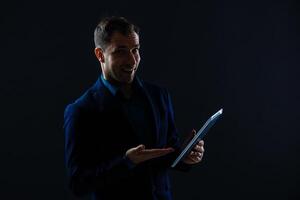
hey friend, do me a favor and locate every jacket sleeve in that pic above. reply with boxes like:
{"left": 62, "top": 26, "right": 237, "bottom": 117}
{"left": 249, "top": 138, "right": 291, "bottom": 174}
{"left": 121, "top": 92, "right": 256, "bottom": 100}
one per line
{"left": 63, "top": 104, "right": 135, "bottom": 197}
{"left": 148, "top": 89, "right": 192, "bottom": 171}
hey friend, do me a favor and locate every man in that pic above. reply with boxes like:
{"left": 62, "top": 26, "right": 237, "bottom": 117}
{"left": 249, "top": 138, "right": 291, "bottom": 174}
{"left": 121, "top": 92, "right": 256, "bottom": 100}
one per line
{"left": 64, "top": 16, "right": 205, "bottom": 200}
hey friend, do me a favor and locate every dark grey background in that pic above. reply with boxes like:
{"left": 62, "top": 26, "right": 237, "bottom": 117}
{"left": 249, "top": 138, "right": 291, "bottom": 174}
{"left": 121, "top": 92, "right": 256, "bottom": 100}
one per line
{"left": 1, "top": 0, "right": 299, "bottom": 199}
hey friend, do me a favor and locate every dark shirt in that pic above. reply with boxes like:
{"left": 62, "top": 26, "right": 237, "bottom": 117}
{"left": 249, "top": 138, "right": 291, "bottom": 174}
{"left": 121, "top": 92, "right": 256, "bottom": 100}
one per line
{"left": 100, "top": 75, "right": 155, "bottom": 147}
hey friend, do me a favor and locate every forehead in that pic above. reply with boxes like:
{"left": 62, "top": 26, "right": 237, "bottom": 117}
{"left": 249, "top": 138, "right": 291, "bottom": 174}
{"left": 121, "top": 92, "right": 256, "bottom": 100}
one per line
{"left": 108, "top": 31, "right": 139, "bottom": 48}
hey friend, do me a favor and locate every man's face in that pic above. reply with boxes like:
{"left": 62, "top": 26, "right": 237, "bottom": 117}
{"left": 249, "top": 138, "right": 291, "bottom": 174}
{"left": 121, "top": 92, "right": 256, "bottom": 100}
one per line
{"left": 100, "top": 31, "right": 140, "bottom": 85}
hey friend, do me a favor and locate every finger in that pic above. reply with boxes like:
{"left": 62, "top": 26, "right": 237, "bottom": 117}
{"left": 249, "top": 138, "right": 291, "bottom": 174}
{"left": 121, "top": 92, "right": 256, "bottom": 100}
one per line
{"left": 190, "top": 150, "right": 203, "bottom": 158}
{"left": 142, "top": 147, "right": 174, "bottom": 153}
{"left": 141, "top": 152, "right": 169, "bottom": 161}
{"left": 184, "top": 156, "right": 195, "bottom": 163}
{"left": 134, "top": 144, "right": 145, "bottom": 153}
{"left": 198, "top": 140, "right": 204, "bottom": 146}
{"left": 194, "top": 152, "right": 202, "bottom": 157}
{"left": 191, "top": 150, "right": 201, "bottom": 155}
{"left": 193, "top": 145, "right": 205, "bottom": 153}
{"left": 186, "top": 155, "right": 200, "bottom": 163}
{"left": 190, "top": 154, "right": 202, "bottom": 162}
{"left": 192, "top": 129, "right": 197, "bottom": 136}
{"left": 141, "top": 149, "right": 174, "bottom": 160}
{"left": 200, "top": 146, "right": 205, "bottom": 153}
{"left": 194, "top": 145, "right": 200, "bottom": 151}
{"left": 151, "top": 151, "right": 172, "bottom": 158}
{"left": 141, "top": 149, "right": 174, "bottom": 156}
{"left": 164, "top": 147, "right": 175, "bottom": 152}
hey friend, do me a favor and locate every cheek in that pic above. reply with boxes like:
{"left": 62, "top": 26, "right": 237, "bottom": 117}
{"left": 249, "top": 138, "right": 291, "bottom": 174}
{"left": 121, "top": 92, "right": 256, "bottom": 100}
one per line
{"left": 107, "top": 55, "right": 115, "bottom": 64}
{"left": 110, "top": 55, "right": 124, "bottom": 65}
{"left": 107, "top": 57, "right": 120, "bottom": 69}
{"left": 135, "top": 54, "right": 141, "bottom": 63}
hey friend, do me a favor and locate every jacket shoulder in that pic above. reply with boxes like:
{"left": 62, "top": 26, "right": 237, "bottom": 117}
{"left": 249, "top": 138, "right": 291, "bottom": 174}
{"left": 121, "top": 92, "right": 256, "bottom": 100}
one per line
{"left": 140, "top": 80, "right": 169, "bottom": 96}
{"left": 64, "top": 84, "right": 98, "bottom": 118}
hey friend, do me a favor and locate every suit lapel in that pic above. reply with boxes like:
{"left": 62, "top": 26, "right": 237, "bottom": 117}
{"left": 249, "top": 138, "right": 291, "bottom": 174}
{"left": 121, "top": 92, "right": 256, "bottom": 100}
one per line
{"left": 92, "top": 76, "right": 122, "bottom": 113}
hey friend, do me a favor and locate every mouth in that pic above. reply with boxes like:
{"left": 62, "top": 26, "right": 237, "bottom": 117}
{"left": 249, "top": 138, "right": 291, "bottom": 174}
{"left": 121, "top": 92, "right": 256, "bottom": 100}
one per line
{"left": 122, "top": 68, "right": 136, "bottom": 74}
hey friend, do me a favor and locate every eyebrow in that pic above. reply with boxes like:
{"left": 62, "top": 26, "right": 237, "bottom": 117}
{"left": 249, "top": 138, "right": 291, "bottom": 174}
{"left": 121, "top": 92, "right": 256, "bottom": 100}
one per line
{"left": 115, "top": 44, "right": 140, "bottom": 49}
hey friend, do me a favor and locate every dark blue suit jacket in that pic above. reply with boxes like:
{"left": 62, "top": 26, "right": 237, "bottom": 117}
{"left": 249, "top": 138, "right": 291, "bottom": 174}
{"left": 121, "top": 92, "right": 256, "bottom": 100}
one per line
{"left": 64, "top": 76, "right": 190, "bottom": 200}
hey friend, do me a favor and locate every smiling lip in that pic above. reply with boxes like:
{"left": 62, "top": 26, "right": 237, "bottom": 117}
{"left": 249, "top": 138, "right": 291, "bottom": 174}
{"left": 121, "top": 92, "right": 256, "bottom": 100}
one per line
{"left": 122, "top": 68, "right": 136, "bottom": 73}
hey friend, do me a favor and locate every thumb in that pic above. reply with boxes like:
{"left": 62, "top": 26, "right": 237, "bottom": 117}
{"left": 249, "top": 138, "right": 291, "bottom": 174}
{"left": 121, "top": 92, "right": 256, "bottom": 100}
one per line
{"left": 135, "top": 144, "right": 145, "bottom": 152}
{"left": 192, "top": 129, "right": 196, "bottom": 136}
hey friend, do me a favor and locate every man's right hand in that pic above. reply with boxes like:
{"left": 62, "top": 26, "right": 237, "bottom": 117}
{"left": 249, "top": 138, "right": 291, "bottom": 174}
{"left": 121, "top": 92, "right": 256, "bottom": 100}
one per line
{"left": 125, "top": 144, "right": 174, "bottom": 164}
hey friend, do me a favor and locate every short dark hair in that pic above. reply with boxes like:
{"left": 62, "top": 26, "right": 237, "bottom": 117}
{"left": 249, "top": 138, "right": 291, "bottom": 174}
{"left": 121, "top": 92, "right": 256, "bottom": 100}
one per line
{"left": 94, "top": 16, "right": 140, "bottom": 50}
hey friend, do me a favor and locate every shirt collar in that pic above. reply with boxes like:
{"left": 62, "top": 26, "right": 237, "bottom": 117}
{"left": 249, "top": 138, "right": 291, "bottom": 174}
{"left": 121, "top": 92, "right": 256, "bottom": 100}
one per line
{"left": 100, "top": 74, "right": 119, "bottom": 96}
{"left": 100, "top": 74, "right": 144, "bottom": 97}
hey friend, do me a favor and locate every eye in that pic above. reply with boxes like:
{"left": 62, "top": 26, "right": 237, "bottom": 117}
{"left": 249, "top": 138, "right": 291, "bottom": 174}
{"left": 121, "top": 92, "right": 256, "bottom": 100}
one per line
{"left": 132, "top": 48, "right": 139, "bottom": 54}
{"left": 114, "top": 49, "right": 126, "bottom": 54}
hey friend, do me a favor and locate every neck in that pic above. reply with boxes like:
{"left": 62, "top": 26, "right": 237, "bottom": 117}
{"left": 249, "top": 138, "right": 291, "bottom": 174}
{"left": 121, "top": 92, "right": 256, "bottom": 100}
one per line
{"left": 120, "top": 84, "right": 133, "bottom": 99}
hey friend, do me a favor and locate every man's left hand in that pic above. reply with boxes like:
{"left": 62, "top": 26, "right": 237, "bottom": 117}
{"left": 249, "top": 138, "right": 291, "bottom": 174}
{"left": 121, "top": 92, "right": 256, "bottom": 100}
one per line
{"left": 183, "top": 130, "right": 205, "bottom": 165}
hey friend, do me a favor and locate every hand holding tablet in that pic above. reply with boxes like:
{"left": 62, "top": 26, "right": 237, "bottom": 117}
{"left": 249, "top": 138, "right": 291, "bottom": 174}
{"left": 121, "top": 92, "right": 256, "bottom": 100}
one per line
{"left": 171, "top": 109, "right": 223, "bottom": 168}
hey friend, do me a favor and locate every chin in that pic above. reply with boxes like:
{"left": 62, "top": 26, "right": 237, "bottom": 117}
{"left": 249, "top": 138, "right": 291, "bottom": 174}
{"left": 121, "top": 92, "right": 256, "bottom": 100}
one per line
{"left": 124, "top": 78, "right": 134, "bottom": 84}
{"left": 122, "top": 76, "right": 135, "bottom": 84}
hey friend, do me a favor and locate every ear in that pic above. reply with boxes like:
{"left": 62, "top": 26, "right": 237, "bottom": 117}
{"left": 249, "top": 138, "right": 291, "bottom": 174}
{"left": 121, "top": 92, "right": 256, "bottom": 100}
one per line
{"left": 94, "top": 47, "right": 105, "bottom": 63}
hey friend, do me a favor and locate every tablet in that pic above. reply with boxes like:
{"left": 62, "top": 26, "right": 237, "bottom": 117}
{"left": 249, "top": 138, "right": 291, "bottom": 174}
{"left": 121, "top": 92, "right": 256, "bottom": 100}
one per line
{"left": 171, "top": 108, "right": 223, "bottom": 168}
